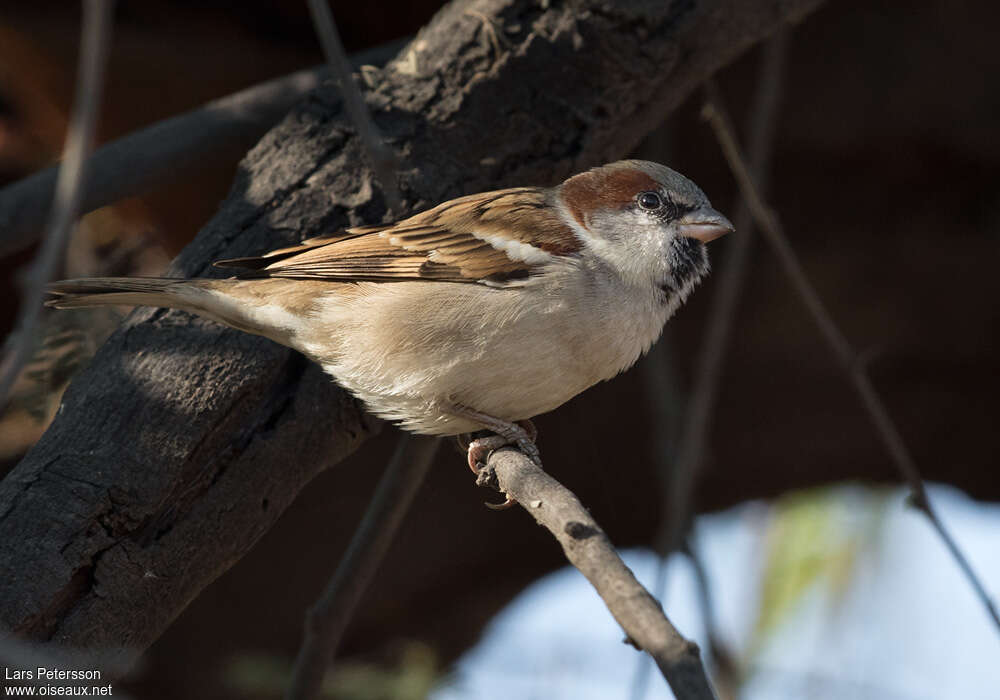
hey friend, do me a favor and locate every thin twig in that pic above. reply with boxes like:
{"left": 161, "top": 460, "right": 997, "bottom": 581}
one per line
{"left": 631, "top": 332, "right": 684, "bottom": 700}
{"left": 0, "top": 40, "right": 407, "bottom": 258}
{"left": 702, "top": 87, "right": 1000, "bottom": 635}
{"left": 287, "top": 13, "right": 414, "bottom": 694}
{"left": 682, "top": 537, "right": 740, "bottom": 698}
{"left": 0, "top": 0, "right": 114, "bottom": 407}
{"left": 477, "top": 449, "right": 719, "bottom": 700}
{"left": 632, "top": 32, "right": 789, "bottom": 700}
{"left": 661, "top": 29, "right": 789, "bottom": 558}
{"left": 286, "top": 434, "right": 440, "bottom": 700}
{"left": 306, "top": 0, "right": 402, "bottom": 214}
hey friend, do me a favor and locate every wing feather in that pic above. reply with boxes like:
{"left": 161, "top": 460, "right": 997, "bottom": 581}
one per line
{"left": 214, "top": 186, "right": 582, "bottom": 283}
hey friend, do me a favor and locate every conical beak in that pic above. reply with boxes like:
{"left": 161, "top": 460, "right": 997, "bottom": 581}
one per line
{"left": 677, "top": 207, "right": 735, "bottom": 243}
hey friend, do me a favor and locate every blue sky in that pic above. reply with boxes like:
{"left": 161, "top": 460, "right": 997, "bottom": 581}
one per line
{"left": 432, "top": 484, "right": 1000, "bottom": 700}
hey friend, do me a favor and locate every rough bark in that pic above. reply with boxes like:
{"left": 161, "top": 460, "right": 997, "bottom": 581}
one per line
{"left": 0, "top": 0, "right": 823, "bottom": 663}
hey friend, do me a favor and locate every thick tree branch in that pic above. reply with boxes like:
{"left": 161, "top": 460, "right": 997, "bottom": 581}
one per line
{"left": 476, "top": 449, "right": 718, "bottom": 700}
{"left": 0, "top": 0, "right": 825, "bottom": 663}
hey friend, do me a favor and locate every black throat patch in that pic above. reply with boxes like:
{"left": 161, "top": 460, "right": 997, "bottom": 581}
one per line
{"left": 660, "top": 236, "right": 709, "bottom": 298}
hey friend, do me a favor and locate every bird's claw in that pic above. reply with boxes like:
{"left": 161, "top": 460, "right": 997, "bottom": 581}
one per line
{"left": 466, "top": 434, "right": 510, "bottom": 474}
{"left": 465, "top": 430, "right": 541, "bottom": 510}
{"left": 484, "top": 496, "right": 517, "bottom": 510}
{"left": 448, "top": 406, "right": 540, "bottom": 510}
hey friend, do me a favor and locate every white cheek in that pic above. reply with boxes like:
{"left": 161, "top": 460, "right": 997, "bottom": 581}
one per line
{"left": 564, "top": 207, "right": 670, "bottom": 289}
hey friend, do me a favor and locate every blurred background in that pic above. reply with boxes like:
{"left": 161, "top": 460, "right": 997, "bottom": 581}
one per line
{"left": 0, "top": 0, "right": 997, "bottom": 698}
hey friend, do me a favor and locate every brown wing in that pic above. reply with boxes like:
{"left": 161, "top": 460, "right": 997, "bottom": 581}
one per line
{"left": 215, "top": 187, "right": 581, "bottom": 284}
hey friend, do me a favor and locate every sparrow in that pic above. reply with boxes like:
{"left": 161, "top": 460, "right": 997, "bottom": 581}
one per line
{"left": 48, "top": 160, "right": 732, "bottom": 475}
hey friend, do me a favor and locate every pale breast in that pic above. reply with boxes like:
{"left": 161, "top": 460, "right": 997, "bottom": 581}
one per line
{"left": 297, "top": 264, "right": 670, "bottom": 435}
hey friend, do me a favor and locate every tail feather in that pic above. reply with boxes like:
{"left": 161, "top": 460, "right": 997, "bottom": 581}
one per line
{"left": 46, "top": 277, "right": 200, "bottom": 310}
{"left": 46, "top": 276, "right": 310, "bottom": 349}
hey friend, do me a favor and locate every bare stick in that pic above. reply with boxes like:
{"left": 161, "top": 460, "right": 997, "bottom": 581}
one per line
{"left": 632, "top": 32, "right": 790, "bottom": 700}
{"left": 702, "top": 88, "right": 1000, "bottom": 635}
{"left": 286, "top": 434, "right": 440, "bottom": 700}
{"left": 0, "top": 40, "right": 406, "bottom": 258}
{"left": 287, "top": 12, "right": 413, "bottom": 694}
{"left": 681, "top": 537, "right": 739, "bottom": 697}
{"left": 0, "top": 0, "right": 114, "bottom": 407}
{"left": 662, "top": 30, "right": 789, "bottom": 556}
{"left": 477, "top": 449, "right": 719, "bottom": 700}
{"left": 306, "top": 0, "right": 402, "bottom": 214}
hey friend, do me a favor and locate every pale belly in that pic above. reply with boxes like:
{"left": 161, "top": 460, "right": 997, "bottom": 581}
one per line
{"left": 297, "top": 273, "right": 669, "bottom": 435}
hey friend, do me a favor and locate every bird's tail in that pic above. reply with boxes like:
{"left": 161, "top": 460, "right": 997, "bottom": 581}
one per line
{"left": 46, "top": 277, "right": 311, "bottom": 348}
{"left": 46, "top": 277, "right": 214, "bottom": 312}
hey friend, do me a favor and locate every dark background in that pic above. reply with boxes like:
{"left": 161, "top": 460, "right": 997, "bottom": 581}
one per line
{"left": 0, "top": 0, "right": 996, "bottom": 697}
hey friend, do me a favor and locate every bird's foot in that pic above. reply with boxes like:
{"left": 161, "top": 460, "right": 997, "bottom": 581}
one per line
{"left": 465, "top": 434, "right": 510, "bottom": 474}
{"left": 447, "top": 406, "right": 541, "bottom": 510}
{"left": 465, "top": 434, "right": 521, "bottom": 510}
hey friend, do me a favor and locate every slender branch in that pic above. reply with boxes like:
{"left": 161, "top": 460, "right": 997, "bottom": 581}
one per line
{"left": 661, "top": 30, "right": 789, "bottom": 556}
{"left": 286, "top": 434, "right": 440, "bottom": 700}
{"left": 306, "top": 0, "right": 402, "bottom": 214}
{"left": 631, "top": 32, "right": 789, "bottom": 700}
{"left": 476, "top": 449, "right": 719, "bottom": 700}
{"left": 287, "top": 13, "right": 412, "bottom": 694}
{"left": 0, "top": 40, "right": 406, "bottom": 258}
{"left": 0, "top": 0, "right": 114, "bottom": 406}
{"left": 682, "top": 537, "right": 739, "bottom": 698}
{"left": 626, "top": 506, "right": 676, "bottom": 700}
{"left": 702, "top": 87, "right": 1000, "bottom": 635}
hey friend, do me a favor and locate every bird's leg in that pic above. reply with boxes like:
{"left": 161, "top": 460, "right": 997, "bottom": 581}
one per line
{"left": 517, "top": 417, "right": 538, "bottom": 443}
{"left": 459, "top": 420, "right": 537, "bottom": 474}
{"left": 449, "top": 405, "right": 541, "bottom": 468}
{"left": 446, "top": 406, "right": 541, "bottom": 510}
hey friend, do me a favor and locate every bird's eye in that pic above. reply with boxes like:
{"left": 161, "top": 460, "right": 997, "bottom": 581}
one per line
{"left": 637, "top": 191, "right": 663, "bottom": 211}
